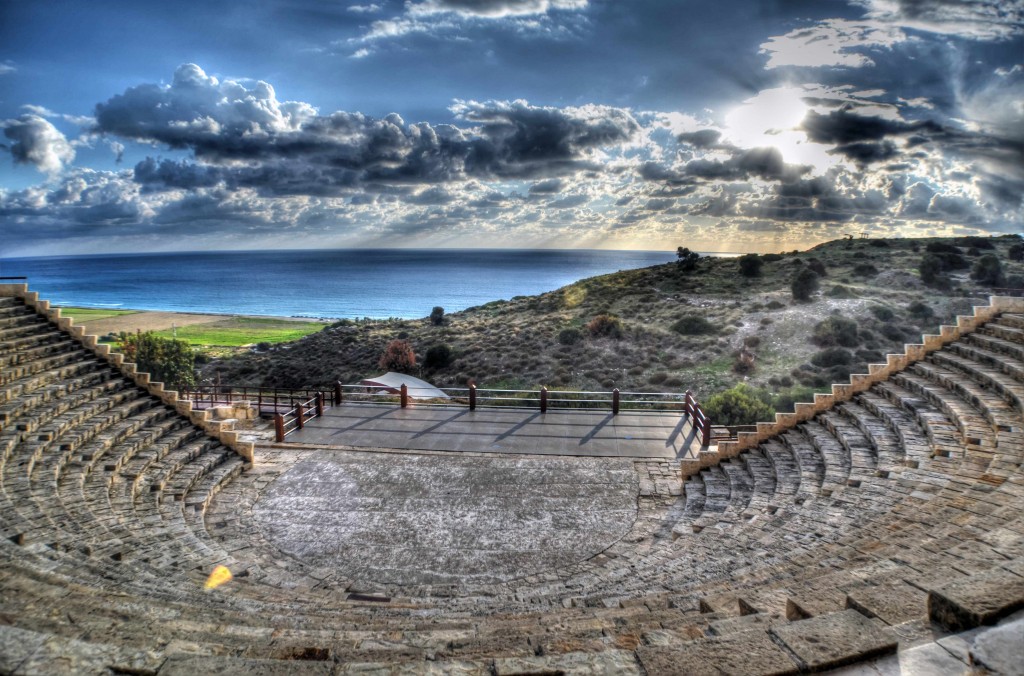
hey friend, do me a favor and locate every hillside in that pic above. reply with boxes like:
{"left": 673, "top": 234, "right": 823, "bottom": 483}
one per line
{"left": 204, "top": 235, "right": 1024, "bottom": 405}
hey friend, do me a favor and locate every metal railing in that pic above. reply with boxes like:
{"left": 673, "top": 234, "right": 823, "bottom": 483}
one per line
{"left": 182, "top": 382, "right": 718, "bottom": 447}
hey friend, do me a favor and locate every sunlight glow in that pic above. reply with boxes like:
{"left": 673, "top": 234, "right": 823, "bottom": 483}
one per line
{"left": 723, "top": 87, "right": 841, "bottom": 174}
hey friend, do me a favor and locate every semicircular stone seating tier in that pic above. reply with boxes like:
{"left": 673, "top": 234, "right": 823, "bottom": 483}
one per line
{"left": 1, "top": 286, "right": 1023, "bottom": 675}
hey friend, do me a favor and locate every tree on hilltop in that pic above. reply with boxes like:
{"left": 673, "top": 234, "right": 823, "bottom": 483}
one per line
{"left": 676, "top": 247, "right": 700, "bottom": 272}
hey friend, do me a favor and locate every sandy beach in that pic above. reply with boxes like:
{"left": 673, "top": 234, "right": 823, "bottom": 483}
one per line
{"left": 70, "top": 309, "right": 324, "bottom": 337}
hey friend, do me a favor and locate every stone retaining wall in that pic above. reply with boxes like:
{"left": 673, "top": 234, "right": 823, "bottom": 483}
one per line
{"left": 0, "top": 283, "right": 255, "bottom": 463}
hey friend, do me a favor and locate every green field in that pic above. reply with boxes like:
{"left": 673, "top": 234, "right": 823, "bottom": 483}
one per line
{"left": 61, "top": 307, "right": 138, "bottom": 322}
{"left": 153, "top": 317, "right": 324, "bottom": 347}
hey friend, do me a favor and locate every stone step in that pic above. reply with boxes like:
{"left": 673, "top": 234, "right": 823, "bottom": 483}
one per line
{"left": 967, "top": 329, "right": 1024, "bottom": 364}
{"left": 0, "top": 336, "right": 82, "bottom": 369}
{"left": 0, "top": 346, "right": 93, "bottom": 386}
{"left": 835, "top": 401, "right": 905, "bottom": 471}
{"left": 758, "top": 440, "right": 801, "bottom": 497}
{"left": 817, "top": 412, "right": 876, "bottom": 479}
{"left": 779, "top": 429, "right": 825, "bottom": 494}
{"left": 930, "top": 351, "right": 1024, "bottom": 414}
{"left": 913, "top": 360, "right": 1016, "bottom": 434}
{"left": 981, "top": 321, "right": 1024, "bottom": 345}
{"left": 892, "top": 370, "right": 992, "bottom": 451}
{"left": 739, "top": 451, "right": 777, "bottom": 512}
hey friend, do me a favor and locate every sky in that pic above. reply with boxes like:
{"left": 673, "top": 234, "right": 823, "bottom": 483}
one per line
{"left": 0, "top": 0, "right": 1022, "bottom": 257}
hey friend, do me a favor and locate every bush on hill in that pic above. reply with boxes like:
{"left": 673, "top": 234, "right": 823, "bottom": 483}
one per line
{"left": 587, "top": 314, "right": 624, "bottom": 339}
{"left": 971, "top": 254, "right": 1004, "bottom": 286}
{"left": 424, "top": 344, "right": 453, "bottom": 369}
{"left": 791, "top": 268, "right": 820, "bottom": 302}
{"left": 672, "top": 314, "right": 716, "bottom": 335}
{"left": 702, "top": 383, "right": 775, "bottom": 426}
{"left": 1009, "top": 244, "right": 1024, "bottom": 262}
{"left": 118, "top": 332, "right": 196, "bottom": 389}
{"left": 812, "top": 316, "right": 860, "bottom": 347}
{"left": 430, "top": 306, "right": 445, "bottom": 326}
{"left": 379, "top": 339, "right": 416, "bottom": 373}
{"left": 558, "top": 328, "right": 582, "bottom": 345}
{"left": 737, "top": 254, "right": 763, "bottom": 277}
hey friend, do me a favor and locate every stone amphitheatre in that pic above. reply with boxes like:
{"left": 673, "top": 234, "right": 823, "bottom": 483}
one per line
{"left": 1, "top": 280, "right": 1023, "bottom": 675}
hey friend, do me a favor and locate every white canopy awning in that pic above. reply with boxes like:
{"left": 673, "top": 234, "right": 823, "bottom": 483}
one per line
{"left": 358, "top": 372, "right": 450, "bottom": 400}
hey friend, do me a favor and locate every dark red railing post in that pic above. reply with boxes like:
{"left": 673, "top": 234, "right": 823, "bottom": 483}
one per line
{"left": 274, "top": 389, "right": 279, "bottom": 414}
{"left": 335, "top": 381, "right": 342, "bottom": 406}
{"left": 295, "top": 403, "right": 304, "bottom": 430}
{"left": 540, "top": 386, "right": 548, "bottom": 413}
{"left": 257, "top": 390, "right": 262, "bottom": 415}
{"left": 469, "top": 384, "right": 477, "bottom": 411}
{"left": 274, "top": 413, "right": 284, "bottom": 442}
{"left": 316, "top": 392, "right": 324, "bottom": 417}
{"left": 684, "top": 390, "right": 693, "bottom": 417}
{"left": 612, "top": 388, "right": 620, "bottom": 416}
{"left": 400, "top": 384, "right": 408, "bottom": 408}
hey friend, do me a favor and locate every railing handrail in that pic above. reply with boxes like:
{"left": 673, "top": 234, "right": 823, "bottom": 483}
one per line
{"left": 189, "top": 381, "right": 717, "bottom": 448}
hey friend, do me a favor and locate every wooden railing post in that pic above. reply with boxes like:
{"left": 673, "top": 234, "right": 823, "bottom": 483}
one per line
{"left": 540, "top": 386, "right": 548, "bottom": 413}
{"left": 295, "top": 404, "right": 304, "bottom": 430}
{"left": 612, "top": 388, "right": 620, "bottom": 416}
{"left": 335, "top": 381, "right": 342, "bottom": 406}
{"left": 257, "top": 390, "right": 262, "bottom": 415}
{"left": 469, "top": 384, "right": 477, "bottom": 411}
{"left": 684, "top": 390, "right": 693, "bottom": 417}
{"left": 316, "top": 392, "right": 324, "bottom": 417}
{"left": 274, "top": 413, "right": 284, "bottom": 442}
{"left": 400, "top": 384, "right": 408, "bottom": 408}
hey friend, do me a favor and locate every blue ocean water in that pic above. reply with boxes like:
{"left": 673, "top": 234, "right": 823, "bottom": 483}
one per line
{"left": 0, "top": 249, "right": 684, "bottom": 319}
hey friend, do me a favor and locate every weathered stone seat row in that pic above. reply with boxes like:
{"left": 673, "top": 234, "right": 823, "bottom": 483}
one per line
{"left": 1, "top": 287, "right": 1022, "bottom": 673}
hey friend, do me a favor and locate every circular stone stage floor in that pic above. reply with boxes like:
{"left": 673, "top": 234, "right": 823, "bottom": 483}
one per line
{"left": 242, "top": 449, "right": 640, "bottom": 587}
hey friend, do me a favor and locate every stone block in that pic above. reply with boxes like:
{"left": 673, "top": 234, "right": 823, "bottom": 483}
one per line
{"left": 494, "top": 649, "right": 641, "bottom": 675}
{"left": 845, "top": 582, "right": 928, "bottom": 625}
{"left": 928, "top": 567, "right": 1024, "bottom": 631}
{"left": 160, "top": 654, "right": 334, "bottom": 674}
{"left": 770, "top": 609, "right": 897, "bottom": 671}
{"left": 636, "top": 629, "right": 797, "bottom": 676}
{"left": 969, "top": 615, "right": 1024, "bottom": 674}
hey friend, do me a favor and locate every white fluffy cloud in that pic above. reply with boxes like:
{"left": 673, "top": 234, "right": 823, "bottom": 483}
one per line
{"left": 1, "top": 115, "right": 75, "bottom": 175}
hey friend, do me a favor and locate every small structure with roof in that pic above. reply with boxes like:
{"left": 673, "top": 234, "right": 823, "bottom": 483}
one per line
{"left": 359, "top": 372, "right": 450, "bottom": 400}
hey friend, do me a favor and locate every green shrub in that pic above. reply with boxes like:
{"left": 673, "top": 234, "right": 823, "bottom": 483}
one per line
{"left": 429, "top": 306, "right": 445, "bottom": 326}
{"left": 702, "top": 383, "right": 775, "bottom": 426}
{"left": 852, "top": 263, "right": 879, "bottom": 277}
{"left": 738, "top": 254, "right": 763, "bottom": 277}
{"left": 791, "top": 268, "right": 820, "bottom": 302}
{"left": 807, "top": 257, "right": 827, "bottom": 277}
{"left": 672, "top": 314, "right": 716, "bottom": 335}
{"left": 762, "top": 253, "right": 784, "bottom": 262}
{"left": 676, "top": 247, "right": 700, "bottom": 272}
{"left": 587, "top": 314, "right": 624, "bottom": 339}
{"left": 558, "top": 328, "right": 582, "bottom": 345}
{"left": 811, "top": 347, "right": 853, "bottom": 367}
{"left": 868, "top": 305, "right": 895, "bottom": 322}
{"left": 118, "top": 332, "right": 196, "bottom": 389}
{"left": 424, "top": 344, "right": 453, "bottom": 369}
{"left": 907, "top": 301, "right": 933, "bottom": 318}
{"left": 919, "top": 253, "right": 946, "bottom": 285}
{"left": 1009, "top": 244, "right": 1024, "bottom": 262}
{"left": 766, "top": 300, "right": 785, "bottom": 310}
{"left": 771, "top": 386, "right": 817, "bottom": 413}
{"left": 971, "top": 254, "right": 1004, "bottom": 286}
{"left": 812, "top": 316, "right": 859, "bottom": 347}
{"left": 868, "top": 239, "right": 889, "bottom": 248}
{"left": 956, "top": 236, "right": 994, "bottom": 250}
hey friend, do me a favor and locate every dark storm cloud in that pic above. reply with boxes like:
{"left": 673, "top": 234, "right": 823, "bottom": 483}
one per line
{"left": 676, "top": 129, "right": 722, "bottom": 148}
{"left": 1, "top": 114, "right": 75, "bottom": 174}
{"left": 641, "top": 146, "right": 809, "bottom": 186}
{"left": 98, "top": 65, "right": 640, "bottom": 195}
{"left": 800, "top": 107, "right": 942, "bottom": 146}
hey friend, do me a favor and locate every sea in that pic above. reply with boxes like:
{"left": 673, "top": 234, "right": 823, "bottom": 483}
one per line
{"left": 0, "top": 248, "right": 709, "bottom": 320}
